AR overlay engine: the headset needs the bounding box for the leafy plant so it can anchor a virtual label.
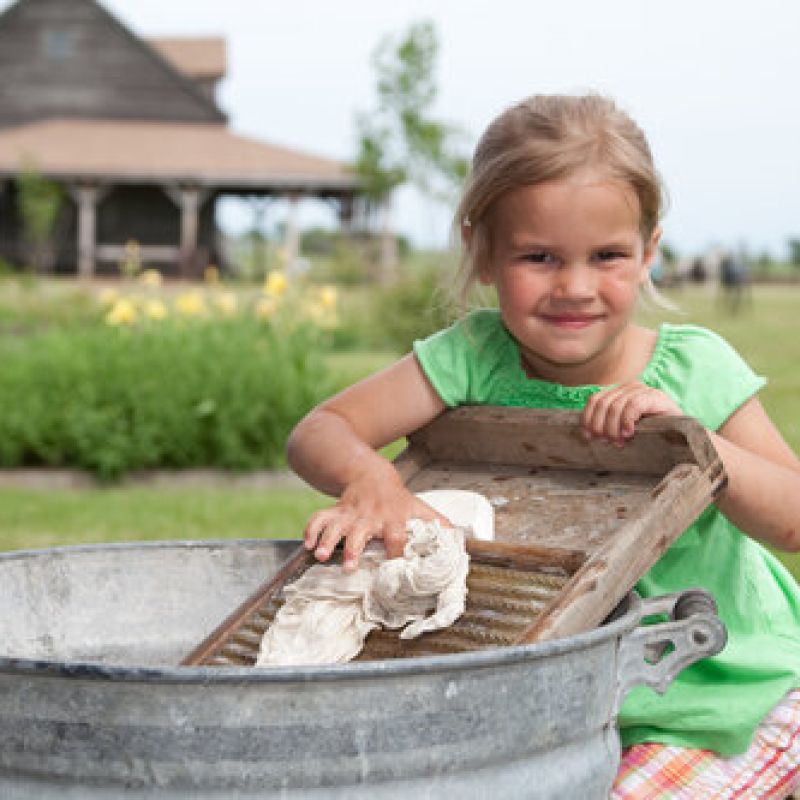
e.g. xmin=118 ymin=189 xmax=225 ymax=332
xmin=0 ymin=319 xmax=331 ymax=479
xmin=355 ymin=21 xmax=468 ymax=203
xmin=353 ymin=20 xmax=468 ymax=278
xmin=370 ymin=260 xmax=460 ymax=353
xmin=16 ymin=163 xmax=64 ymax=273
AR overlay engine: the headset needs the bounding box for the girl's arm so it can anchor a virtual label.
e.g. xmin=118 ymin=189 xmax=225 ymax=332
xmin=286 ymin=353 xmax=448 ymax=570
xmin=581 ymin=384 xmax=800 ymax=552
xmin=710 ymin=397 xmax=800 ymax=552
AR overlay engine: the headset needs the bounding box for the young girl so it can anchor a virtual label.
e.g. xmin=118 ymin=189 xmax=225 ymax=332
xmin=287 ymin=94 xmax=800 ymax=797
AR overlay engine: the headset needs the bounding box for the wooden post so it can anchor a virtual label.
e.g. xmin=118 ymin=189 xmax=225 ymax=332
xmin=179 ymin=186 xmax=201 ymax=278
xmin=249 ymin=196 xmax=270 ymax=276
xmin=379 ymin=193 xmax=398 ymax=284
xmin=337 ymin=194 xmax=354 ymax=236
xmin=284 ymin=192 xmax=300 ymax=271
xmin=164 ymin=185 xmax=208 ymax=278
xmin=75 ymin=183 xmax=98 ymax=280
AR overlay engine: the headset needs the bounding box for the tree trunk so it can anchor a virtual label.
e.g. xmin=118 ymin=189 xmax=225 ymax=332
xmin=379 ymin=194 xmax=397 ymax=284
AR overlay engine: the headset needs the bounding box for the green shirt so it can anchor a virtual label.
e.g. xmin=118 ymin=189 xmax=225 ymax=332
xmin=413 ymin=309 xmax=800 ymax=755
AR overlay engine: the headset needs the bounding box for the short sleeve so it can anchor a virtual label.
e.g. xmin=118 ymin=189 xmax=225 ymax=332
xmin=646 ymin=325 xmax=766 ymax=431
xmin=412 ymin=310 xmax=509 ymax=407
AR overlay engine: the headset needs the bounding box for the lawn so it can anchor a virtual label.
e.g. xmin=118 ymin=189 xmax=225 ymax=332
xmin=0 ymin=485 xmax=328 ymax=551
xmin=0 ymin=281 xmax=798 ymax=581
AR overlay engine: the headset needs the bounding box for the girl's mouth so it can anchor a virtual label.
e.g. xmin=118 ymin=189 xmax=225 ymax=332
xmin=540 ymin=314 xmax=601 ymax=330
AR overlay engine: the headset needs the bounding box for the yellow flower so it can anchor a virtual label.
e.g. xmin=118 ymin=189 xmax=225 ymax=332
xmin=263 ymin=271 xmax=288 ymax=298
xmin=124 ymin=239 xmax=141 ymax=258
xmin=318 ymin=285 xmax=338 ymax=310
xmin=306 ymin=302 xmax=338 ymax=330
xmin=214 ymin=291 xmax=237 ymax=316
xmin=175 ymin=291 xmax=207 ymax=317
xmin=106 ymin=298 xmax=137 ymax=326
xmin=98 ymin=287 xmax=119 ymax=306
xmin=138 ymin=268 xmax=162 ymax=288
xmin=204 ymin=265 xmax=220 ymax=284
xmin=144 ymin=299 xmax=168 ymax=321
xmin=120 ymin=239 xmax=142 ymax=278
xmin=255 ymin=296 xmax=278 ymax=319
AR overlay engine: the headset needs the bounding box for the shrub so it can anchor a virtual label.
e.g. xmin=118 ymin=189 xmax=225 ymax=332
xmin=0 ymin=318 xmax=330 ymax=479
xmin=369 ymin=260 xmax=460 ymax=353
xmin=0 ymin=277 xmax=98 ymax=334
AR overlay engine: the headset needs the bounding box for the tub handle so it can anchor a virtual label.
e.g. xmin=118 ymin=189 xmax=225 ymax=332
xmin=615 ymin=589 xmax=727 ymax=706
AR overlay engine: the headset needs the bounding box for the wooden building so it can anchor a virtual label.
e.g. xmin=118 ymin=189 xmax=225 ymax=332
xmin=0 ymin=0 xmax=361 ymax=277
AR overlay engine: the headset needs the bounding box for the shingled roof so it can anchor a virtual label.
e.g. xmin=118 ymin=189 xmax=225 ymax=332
xmin=0 ymin=118 xmax=359 ymax=193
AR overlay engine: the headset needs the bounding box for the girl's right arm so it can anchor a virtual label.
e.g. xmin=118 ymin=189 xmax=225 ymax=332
xmin=286 ymin=353 xmax=448 ymax=570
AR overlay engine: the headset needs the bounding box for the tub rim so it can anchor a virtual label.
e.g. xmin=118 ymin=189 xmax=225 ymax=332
xmin=0 ymin=538 xmax=639 ymax=684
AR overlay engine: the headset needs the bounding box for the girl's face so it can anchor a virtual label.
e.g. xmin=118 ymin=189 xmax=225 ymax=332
xmin=479 ymin=169 xmax=660 ymax=386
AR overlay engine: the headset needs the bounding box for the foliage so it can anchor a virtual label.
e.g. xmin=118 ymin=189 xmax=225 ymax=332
xmin=659 ymin=241 xmax=679 ymax=264
xmin=0 ymin=318 xmax=331 ymax=479
xmin=788 ymin=238 xmax=800 ymax=267
xmin=369 ymin=259 xmax=460 ymax=352
xmin=354 ymin=20 xmax=468 ymax=204
xmin=16 ymin=164 xmax=64 ymax=273
xmin=0 ymin=276 xmax=98 ymax=334
xmin=309 ymin=239 xmax=371 ymax=286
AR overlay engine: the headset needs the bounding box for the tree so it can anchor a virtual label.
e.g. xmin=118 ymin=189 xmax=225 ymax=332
xmin=788 ymin=238 xmax=800 ymax=268
xmin=354 ymin=20 xmax=467 ymax=279
xmin=659 ymin=241 xmax=679 ymax=265
xmin=16 ymin=163 xmax=63 ymax=273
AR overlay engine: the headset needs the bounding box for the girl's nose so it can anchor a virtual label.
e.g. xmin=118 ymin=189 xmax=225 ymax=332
xmin=552 ymin=264 xmax=596 ymax=299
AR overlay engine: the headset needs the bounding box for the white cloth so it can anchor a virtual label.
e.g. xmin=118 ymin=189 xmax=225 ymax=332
xmin=416 ymin=489 xmax=495 ymax=541
xmin=255 ymin=519 xmax=470 ymax=667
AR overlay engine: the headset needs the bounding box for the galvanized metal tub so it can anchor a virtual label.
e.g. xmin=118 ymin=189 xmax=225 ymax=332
xmin=0 ymin=539 xmax=726 ymax=799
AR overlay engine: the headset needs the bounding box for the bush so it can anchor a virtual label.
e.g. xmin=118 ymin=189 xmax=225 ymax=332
xmin=0 ymin=257 xmax=15 ymax=278
xmin=0 ymin=277 xmax=98 ymax=334
xmin=0 ymin=318 xmax=331 ymax=479
xmin=368 ymin=261 xmax=460 ymax=353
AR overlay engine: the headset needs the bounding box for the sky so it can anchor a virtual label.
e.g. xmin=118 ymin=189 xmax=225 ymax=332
xmin=5 ymin=0 xmax=800 ymax=258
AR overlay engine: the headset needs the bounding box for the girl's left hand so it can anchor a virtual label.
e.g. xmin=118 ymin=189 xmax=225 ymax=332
xmin=581 ymin=382 xmax=683 ymax=446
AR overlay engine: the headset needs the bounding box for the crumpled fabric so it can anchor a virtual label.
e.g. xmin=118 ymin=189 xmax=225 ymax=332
xmin=255 ymin=519 xmax=469 ymax=667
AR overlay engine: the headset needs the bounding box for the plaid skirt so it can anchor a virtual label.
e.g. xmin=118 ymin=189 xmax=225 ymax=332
xmin=612 ymin=689 xmax=800 ymax=799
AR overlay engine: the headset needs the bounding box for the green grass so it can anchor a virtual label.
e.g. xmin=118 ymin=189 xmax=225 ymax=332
xmin=0 ymin=275 xmax=98 ymax=334
xmin=0 ymin=486 xmax=326 ymax=552
xmin=325 ymin=349 xmax=400 ymax=392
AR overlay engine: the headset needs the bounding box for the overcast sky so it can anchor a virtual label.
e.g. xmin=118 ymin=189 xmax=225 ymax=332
xmin=5 ymin=0 xmax=800 ymax=257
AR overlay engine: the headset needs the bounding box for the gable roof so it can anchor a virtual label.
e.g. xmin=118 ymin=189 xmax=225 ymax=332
xmin=0 ymin=0 xmax=226 ymax=127
xmin=147 ymin=38 xmax=227 ymax=81
xmin=0 ymin=118 xmax=359 ymax=193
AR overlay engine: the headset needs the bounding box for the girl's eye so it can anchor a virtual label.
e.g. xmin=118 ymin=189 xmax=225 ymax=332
xmin=523 ymin=252 xmax=556 ymax=264
xmin=595 ymin=250 xmax=627 ymax=263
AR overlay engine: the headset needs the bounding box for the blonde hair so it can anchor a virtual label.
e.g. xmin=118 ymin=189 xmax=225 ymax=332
xmin=454 ymin=94 xmax=667 ymax=302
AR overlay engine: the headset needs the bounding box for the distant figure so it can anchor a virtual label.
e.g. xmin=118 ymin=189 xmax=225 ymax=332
xmin=689 ymin=256 xmax=707 ymax=284
xmin=719 ymin=252 xmax=751 ymax=313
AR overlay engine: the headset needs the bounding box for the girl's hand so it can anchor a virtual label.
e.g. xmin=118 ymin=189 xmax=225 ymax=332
xmin=581 ymin=382 xmax=682 ymax=446
xmin=303 ymin=472 xmax=451 ymax=572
